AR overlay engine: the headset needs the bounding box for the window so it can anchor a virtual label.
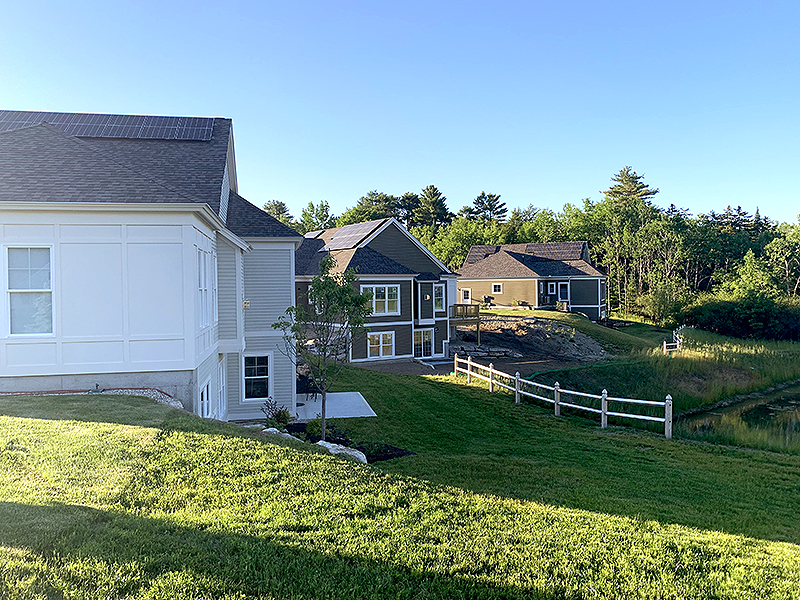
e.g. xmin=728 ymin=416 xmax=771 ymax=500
xmin=492 ymin=283 xmax=503 ymax=294
xmin=559 ymin=282 xmax=569 ymax=302
xmin=414 ymin=329 xmax=433 ymax=358
xmin=461 ymin=288 xmax=471 ymax=303
xmin=362 ymin=285 xmax=399 ymax=315
xmin=197 ymin=248 xmax=209 ymax=328
xmin=547 ymin=282 xmax=556 ymax=295
xmin=8 ymin=247 xmax=52 ymax=334
xmin=434 ymin=284 xmax=444 ymax=311
xmin=368 ymin=332 xmax=394 ymax=358
xmin=244 ymin=355 xmax=270 ymax=400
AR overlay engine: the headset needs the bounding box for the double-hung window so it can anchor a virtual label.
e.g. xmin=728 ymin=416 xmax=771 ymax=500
xmin=244 ymin=355 xmax=270 ymax=400
xmin=362 ymin=285 xmax=399 ymax=315
xmin=433 ymin=284 xmax=444 ymax=311
xmin=8 ymin=247 xmax=52 ymax=335
xmin=368 ymin=332 xmax=394 ymax=358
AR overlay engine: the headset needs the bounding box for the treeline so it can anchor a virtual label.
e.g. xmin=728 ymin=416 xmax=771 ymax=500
xmin=264 ymin=168 xmax=800 ymax=338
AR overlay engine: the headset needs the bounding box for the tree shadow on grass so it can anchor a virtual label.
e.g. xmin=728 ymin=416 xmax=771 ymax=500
xmin=0 ymin=501 xmax=572 ymax=600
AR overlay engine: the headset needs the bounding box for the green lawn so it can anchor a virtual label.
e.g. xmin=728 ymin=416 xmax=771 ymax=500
xmin=3 ymin=383 xmax=800 ymax=599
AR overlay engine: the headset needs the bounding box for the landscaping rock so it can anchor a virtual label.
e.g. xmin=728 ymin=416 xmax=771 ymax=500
xmin=316 ymin=440 xmax=368 ymax=463
xmin=263 ymin=427 xmax=300 ymax=441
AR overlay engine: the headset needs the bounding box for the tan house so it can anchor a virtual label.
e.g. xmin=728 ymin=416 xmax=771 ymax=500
xmin=457 ymin=242 xmax=607 ymax=321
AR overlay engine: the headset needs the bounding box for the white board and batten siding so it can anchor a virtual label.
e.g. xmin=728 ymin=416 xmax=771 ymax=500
xmin=0 ymin=209 xmax=214 ymax=379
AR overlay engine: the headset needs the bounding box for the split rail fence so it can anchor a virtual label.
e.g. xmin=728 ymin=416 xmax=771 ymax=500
xmin=453 ymin=354 xmax=673 ymax=439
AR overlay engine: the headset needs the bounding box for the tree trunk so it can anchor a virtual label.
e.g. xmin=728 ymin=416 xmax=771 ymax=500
xmin=321 ymin=389 xmax=327 ymax=441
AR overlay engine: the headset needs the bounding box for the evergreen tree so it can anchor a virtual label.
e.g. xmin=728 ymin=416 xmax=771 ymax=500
xmin=471 ymin=191 xmax=507 ymax=221
xmin=414 ymin=185 xmax=452 ymax=228
xmin=262 ymin=200 xmax=295 ymax=227
xmin=396 ymin=192 xmax=421 ymax=228
xmin=337 ymin=190 xmax=398 ymax=226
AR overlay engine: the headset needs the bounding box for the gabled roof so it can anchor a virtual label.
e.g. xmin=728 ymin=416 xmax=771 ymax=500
xmin=0 ymin=111 xmax=298 ymax=241
xmin=304 ymin=218 xmax=390 ymax=251
xmin=459 ymin=242 xmax=604 ymax=279
xmin=295 ymin=238 xmax=416 ymax=277
xmin=464 ymin=241 xmax=588 ymax=265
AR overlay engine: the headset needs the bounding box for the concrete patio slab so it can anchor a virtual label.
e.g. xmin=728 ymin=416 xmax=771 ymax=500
xmin=295 ymin=391 xmax=376 ymax=421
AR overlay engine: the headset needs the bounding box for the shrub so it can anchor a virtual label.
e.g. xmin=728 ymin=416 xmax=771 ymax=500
xmin=681 ymin=294 xmax=800 ymax=340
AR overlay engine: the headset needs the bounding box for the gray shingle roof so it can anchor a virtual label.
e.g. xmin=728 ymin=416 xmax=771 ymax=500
xmin=295 ymin=237 xmax=416 ymax=277
xmin=459 ymin=246 xmax=604 ymax=279
xmin=464 ymin=241 xmax=588 ymax=265
xmin=0 ymin=123 xmax=202 ymax=204
xmin=225 ymin=192 xmax=301 ymax=239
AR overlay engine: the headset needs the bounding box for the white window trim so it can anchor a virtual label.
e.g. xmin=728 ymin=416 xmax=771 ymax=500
xmin=433 ymin=283 xmax=445 ymax=312
xmin=558 ymin=282 xmax=569 ymax=302
xmin=547 ymin=282 xmax=556 ymax=295
xmin=461 ymin=287 xmax=471 ymax=303
xmin=367 ymin=330 xmax=395 ymax=359
xmin=361 ymin=284 xmax=401 ymax=316
xmin=413 ymin=328 xmax=434 ymax=359
xmin=199 ymin=378 xmax=212 ymax=419
xmin=6 ymin=245 xmax=55 ymax=337
xmin=492 ymin=282 xmax=503 ymax=294
xmin=242 ymin=352 xmax=273 ymax=403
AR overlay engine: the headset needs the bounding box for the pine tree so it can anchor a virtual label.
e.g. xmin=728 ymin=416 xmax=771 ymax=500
xmin=262 ymin=200 xmax=295 ymax=227
xmin=471 ymin=191 xmax=507 ymax=221
xmin=414 ymin=185 xmax=452 ymax=228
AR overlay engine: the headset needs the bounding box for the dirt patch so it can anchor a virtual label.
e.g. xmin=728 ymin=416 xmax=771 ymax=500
xmin=459 ymin=317 xmax=609 ymax=364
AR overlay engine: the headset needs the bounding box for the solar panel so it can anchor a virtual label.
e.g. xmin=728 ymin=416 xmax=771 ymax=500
xmin=0 ymin=110 xmax=215 ymax=141
xmin=323 ymin=221 xmax=382 ymax=251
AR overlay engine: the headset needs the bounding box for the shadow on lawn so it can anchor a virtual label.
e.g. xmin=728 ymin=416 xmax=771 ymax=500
xmin=0 ymin=501 xmax=572 ymax=600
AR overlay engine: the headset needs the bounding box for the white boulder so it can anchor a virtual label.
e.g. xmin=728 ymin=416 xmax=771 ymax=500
xmin=316 ymin=440 xmax=368 ymax=463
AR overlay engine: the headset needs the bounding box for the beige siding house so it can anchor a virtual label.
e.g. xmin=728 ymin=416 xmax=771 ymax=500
xmin=457 ymin=242 xmax=607 ymax=321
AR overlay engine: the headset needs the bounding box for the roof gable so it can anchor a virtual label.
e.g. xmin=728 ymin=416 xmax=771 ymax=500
xmin=224 ymin=192 xmax=302 ymax=239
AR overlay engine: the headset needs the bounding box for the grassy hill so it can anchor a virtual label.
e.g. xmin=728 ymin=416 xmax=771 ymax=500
xmin=3 ymin=383 xmax=800 ymax=599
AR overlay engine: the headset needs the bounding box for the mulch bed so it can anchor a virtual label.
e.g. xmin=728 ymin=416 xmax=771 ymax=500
xmin=285 ymin=422 xmax=414 ymax=463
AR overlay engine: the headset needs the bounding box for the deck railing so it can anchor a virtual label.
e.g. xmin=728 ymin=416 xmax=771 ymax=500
xmin=453 ymin=354 xmax=673 ymax=438
xmin=450 ymin=304 xmax=480 ymax=319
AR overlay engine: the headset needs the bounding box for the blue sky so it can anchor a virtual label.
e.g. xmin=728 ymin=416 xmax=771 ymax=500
xmin=2 ymin=0 xmax=798 ymax=224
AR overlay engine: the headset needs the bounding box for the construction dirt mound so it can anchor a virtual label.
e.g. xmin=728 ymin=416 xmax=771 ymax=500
xmin=457 ymin=316 xmax=608 ymax=363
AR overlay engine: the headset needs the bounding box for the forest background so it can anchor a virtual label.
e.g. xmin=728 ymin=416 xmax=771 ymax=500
xmin=263 ymin=168 xmax=800 ymax=340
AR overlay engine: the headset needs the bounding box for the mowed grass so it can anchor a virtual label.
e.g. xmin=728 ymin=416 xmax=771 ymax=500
xmin=3 ymin=390 xmax=800 ymax=599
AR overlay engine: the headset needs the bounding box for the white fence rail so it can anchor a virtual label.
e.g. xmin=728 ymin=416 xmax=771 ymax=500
xmin=453 ymin=354 xmax=673 ymax=439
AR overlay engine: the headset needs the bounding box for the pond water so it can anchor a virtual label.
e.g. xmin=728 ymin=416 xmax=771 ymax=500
xmin=677 ymin=386 xmax=800 ymax=454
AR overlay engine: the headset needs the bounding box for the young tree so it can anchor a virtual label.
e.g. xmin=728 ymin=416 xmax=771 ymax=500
xmin=262 ymin=200 xmax=295 ymax=228
xmin=298 ymin=200 xmax=337 ymax=234
xmin=273 ymin=256 xmax=372 ymax=440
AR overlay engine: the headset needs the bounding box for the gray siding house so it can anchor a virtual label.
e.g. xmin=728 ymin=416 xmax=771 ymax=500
xmin=457 ymin=242 xmax=607 ymax=321
xmin=0 ymin=110 xmax=302 ymax=420
xmin=295 ymin=218 xmax=458 ymax=361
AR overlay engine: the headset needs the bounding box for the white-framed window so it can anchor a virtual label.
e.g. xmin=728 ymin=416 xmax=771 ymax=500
xmin=362 ymin=285 xmax=400 ymax=315
xmin=244 ymin=355 xmax=271 ymax=401
xmin=7 ymin=247 xmax=53 ymax=335
xmin=559 ymin=282 xmax=569 ymax=301
xmin=492 ymin=283 xmax=503 ymax=294
xmin=368 ymin=331 xmax=394 ymax=358
xmin=199 ymin=380 xmax=211 ymax=419
xmin=197 ymin=248 xmax=209 ymax=328
xmin=414 ymin=329 xmax=433 ymax=358
xmin=434 ymin=284 xmax=445 ymax=311
xmin=461 ymin=288 xmax=471 ymax=303
xmin=547 ymin=282 xmax=556 ymax=295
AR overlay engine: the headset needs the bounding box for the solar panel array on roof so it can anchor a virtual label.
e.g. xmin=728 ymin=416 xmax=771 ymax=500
xmin=0 ymin=111 xmax=215 ymax=141
xmin=322 ymin=221 xmax=381 ymax=251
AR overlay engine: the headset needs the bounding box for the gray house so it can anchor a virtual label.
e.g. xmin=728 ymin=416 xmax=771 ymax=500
xmin=295 ymin=218 xmax=459 ymax=361
xmin=457 ymin=242 xmax=607 ymax=321
xmin=0 ymin=110 xmax=302 ymax=419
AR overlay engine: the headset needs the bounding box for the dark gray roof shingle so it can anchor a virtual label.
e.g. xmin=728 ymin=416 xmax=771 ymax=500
xmin=225 ymin=192 xmax=302 ymax=239
xmin=459 ymin=246 xmax=604 ymax=279
xmin=295 ymin=238 xmax=416 ymax=277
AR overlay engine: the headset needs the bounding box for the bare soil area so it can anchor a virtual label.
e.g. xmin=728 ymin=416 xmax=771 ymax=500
xmin=359 ymin=316 xmax=610 ymax=379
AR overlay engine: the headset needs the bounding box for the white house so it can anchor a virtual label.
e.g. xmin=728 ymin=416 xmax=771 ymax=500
xmin=0 ymin=111 xmax=302 ymax=420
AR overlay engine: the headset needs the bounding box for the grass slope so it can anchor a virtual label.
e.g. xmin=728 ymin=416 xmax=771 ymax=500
xmin=2 ymin=391 xmax=800 ymax=599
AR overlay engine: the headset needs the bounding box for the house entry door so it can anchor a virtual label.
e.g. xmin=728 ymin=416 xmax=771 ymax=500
xmin=414 ymin=329 xmax=433 ymax=358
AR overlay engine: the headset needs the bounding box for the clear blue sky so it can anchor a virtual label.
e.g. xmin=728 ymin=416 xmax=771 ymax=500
xmin=2 ymin=0 xmax=798 ymax=224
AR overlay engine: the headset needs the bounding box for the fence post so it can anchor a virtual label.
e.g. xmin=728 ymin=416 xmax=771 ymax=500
xmin=515 ymin=372 xmax=520 ymax=403
xmin=454 ymin=353 xmax=458 ymax=376
xmin=489 ymin=363 xmax=494 ymax=393
xmin=665 ymin=394 xmax=673 ymax=439
xmin=662 ymin=340 xmax=667 ymax=355
xmin=467 ymin=355 xmax=472 ymax=384
xmin=601 ymin=389 xmax=608 ymax=428
xmin=554 ymin=382 xmax=560 ymax=416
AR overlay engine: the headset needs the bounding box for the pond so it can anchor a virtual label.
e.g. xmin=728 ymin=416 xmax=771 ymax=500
xmin=676 ymin=385 xmax=800 ymax=454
